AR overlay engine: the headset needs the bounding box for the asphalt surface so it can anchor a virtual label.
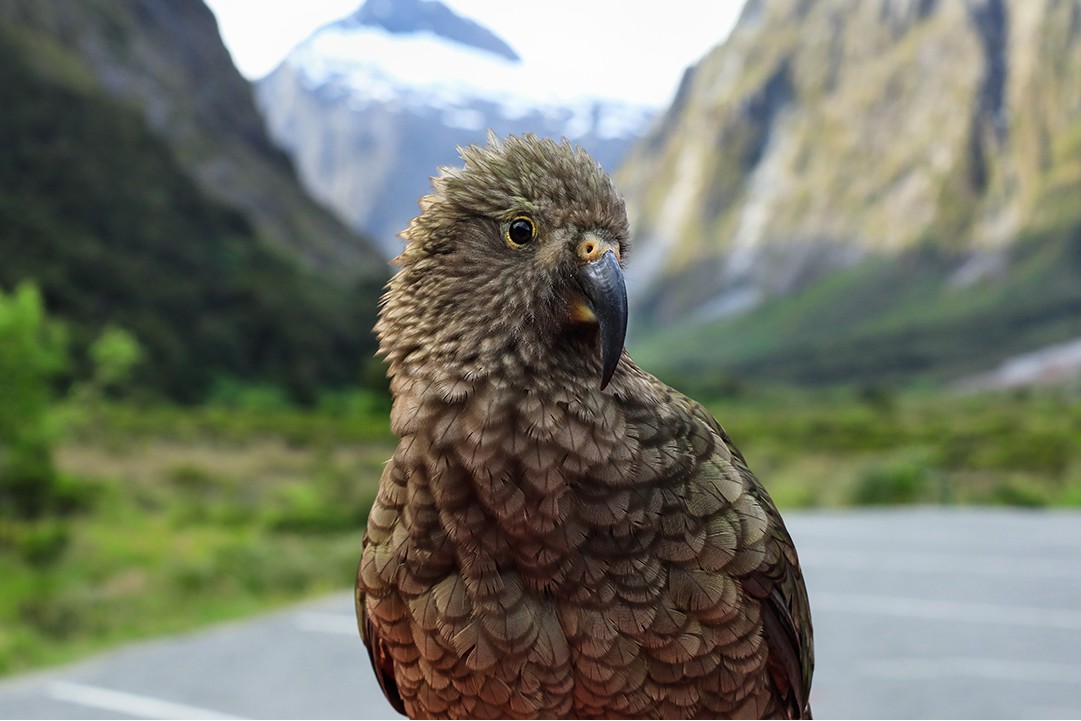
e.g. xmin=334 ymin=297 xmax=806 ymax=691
xmin=2 ymin=508 xmax=1080 ymax=719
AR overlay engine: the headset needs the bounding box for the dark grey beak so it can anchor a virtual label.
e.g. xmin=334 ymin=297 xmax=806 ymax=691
xmin=578 ymin=250 xmax=628 ymax=390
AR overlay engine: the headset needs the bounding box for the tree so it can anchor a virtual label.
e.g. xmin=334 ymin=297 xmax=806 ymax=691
xmin=0 ymin=282 xmax=67 ymax=520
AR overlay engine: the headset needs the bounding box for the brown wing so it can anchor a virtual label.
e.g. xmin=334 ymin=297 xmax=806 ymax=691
xmin=743 ymin=519 xmax=814 ymax=719
xmin=731 ymin=451 xmax=814 ymax=718
xmin=685 ymin=395 xmax=815 ymax=718
xmin=356 ymin=542 xmax=406 ymax=717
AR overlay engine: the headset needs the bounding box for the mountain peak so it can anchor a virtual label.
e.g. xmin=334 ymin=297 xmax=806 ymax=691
xmin=338 ymin=0 xmax=520 ymax=61
xmin=260 ymin=0 xmax=654 ymax=257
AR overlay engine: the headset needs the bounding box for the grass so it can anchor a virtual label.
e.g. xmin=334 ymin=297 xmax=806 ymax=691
xmin=2 ymin=384 xmax=1080 ymax=677
xmin=0 ymin=400 xmax=395 ymax=676
xmin=701 ymin=384 xmax=1081 ymax=509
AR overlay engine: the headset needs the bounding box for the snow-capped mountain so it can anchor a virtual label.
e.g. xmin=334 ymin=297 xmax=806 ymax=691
xmin=256 ymin=0 xmax=656 ymax=256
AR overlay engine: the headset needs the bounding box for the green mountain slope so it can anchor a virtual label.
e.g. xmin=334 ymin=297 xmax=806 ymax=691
xmin=632 ymin=224 xmax=1081 ymax=388
xmin=0 ymin=0 xmax=384 ymax=279
xmin=0 ymin=10 xmax=385 ymax=402
xmin=619 ymin=0 xmax=1081 ymax=387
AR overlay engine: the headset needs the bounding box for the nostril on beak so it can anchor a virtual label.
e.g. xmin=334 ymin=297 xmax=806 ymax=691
xmin=579 ymin=234 xmax=617 ymax=262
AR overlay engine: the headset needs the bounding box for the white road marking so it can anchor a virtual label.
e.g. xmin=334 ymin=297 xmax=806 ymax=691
xmin=801 ymin=547 xmax=1081 ymax=579
xmin=49 ymin=681 xmax=243 ymax=720
xmin=295 ymin=611 xmax=357 ymax=635
xmin=813 ymin=592 xmax=1081 ymax=630
xmin=857 ymin=656 xmax=1081 ymax=684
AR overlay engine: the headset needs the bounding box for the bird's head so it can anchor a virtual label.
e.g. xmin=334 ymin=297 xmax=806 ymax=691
xmin=378 ymin=134 xmax=630 ymax=390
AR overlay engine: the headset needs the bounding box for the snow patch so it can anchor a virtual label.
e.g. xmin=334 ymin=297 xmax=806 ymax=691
xmin=957 ymin=336 xmax=1081 ymax=391
xmin=287 ymin=24 xmax=654 ymax=141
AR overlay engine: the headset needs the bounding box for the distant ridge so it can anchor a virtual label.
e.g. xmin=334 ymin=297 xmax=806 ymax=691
xmin=342 ymin=0 xmax=520 ymax=61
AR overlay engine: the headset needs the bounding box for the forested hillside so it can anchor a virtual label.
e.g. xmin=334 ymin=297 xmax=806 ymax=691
xmin=0 ymin=5 xmax=387 ymax=402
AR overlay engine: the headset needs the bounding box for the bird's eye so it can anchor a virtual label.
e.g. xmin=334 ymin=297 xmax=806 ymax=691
xmin=506 ymin=216 xmax=537 ymax=247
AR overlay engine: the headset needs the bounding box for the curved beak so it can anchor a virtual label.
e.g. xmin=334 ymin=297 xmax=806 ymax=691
xmin=578 ymin=250 xmax=627 ymax=390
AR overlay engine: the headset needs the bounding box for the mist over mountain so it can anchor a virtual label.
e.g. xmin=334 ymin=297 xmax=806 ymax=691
xmin=256 ymin=0 xmax=655 ymax=255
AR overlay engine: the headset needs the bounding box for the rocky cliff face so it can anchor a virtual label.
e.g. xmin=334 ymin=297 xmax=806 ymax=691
xmin=0 ymin=0 xmax=384 ymax=280
xmin=619 ymin=0 xmax=1081 ymax=328
xmin=256 ymin=0 xmax=654 ymax=255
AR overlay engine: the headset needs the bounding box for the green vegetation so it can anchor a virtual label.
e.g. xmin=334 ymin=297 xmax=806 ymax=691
xmin=0 ymin=20 xmax=384 ymax=405
xmin=0 ymin=284 xmax=68 ymax=523
xmin=0 ymin=288 xmax=393 ymax=675
xmin=690 ymin=384 xmax=1081 ymax=509
xmin=0 ymin=398 xmax=395 ymax=676
xmin=633 ymin=222 xmax=1081 ymax=387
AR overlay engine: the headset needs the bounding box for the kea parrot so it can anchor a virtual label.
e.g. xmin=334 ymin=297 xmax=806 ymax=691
xmin=357 ymin=134 xmax=813 ymax=719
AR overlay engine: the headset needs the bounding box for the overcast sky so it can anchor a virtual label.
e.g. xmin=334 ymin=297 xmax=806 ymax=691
xmin=204 ymin=0 xmax=746 ymax=107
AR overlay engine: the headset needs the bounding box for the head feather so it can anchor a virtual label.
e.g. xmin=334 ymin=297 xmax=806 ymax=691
xmin=380 ymin=134 xmax=629 ymax=385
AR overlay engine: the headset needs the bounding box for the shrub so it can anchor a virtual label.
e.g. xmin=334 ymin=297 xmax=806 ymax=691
xmin=852 ymin=457 xmax=932 ymax=505
xmin=0 ymin=283 xmax=67 ymax=521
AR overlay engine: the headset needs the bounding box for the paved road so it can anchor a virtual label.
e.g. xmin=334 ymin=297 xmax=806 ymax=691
xmin=2 ymin=509 xmax=1080 ymax=719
